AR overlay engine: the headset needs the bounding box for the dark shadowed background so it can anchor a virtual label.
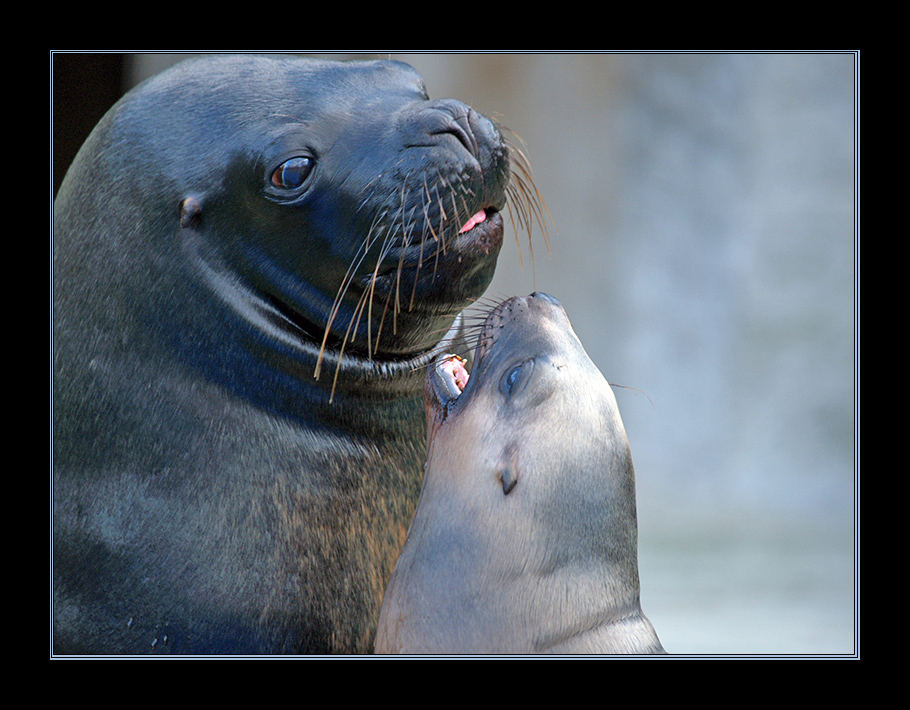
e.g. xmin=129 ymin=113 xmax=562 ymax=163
xmin=52 ymin=51 xmax=859 ymax=656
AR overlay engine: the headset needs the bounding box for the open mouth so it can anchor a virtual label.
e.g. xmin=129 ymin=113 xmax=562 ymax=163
xmin=426 ymin=295 xmax=511 ymax=414
xmin=429 ymin=353 xmax=472 ymax=417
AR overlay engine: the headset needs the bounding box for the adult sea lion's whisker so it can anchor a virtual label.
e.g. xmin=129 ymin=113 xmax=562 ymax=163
xmin=508 ymin=154 xmax=553 ymax=254
xmin=368 ymin=233 xmax=398 ymax=355
xmin=316 ymin=215 xmax=387 ymax=378
xmin=327 ymin=287 xmax=376 ymax=403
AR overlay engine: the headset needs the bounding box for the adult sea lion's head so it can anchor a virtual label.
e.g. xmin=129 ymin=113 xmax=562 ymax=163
xmin=55 ymin=54 xmax=544 ymax=410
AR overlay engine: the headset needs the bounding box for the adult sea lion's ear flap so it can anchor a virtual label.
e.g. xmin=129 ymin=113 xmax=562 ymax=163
xmin=179 ymin=195 xmax=204 ymax=229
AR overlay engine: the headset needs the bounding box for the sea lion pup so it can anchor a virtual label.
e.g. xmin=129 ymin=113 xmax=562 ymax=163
xmin=375 ymin=292 xmax=664 ymax=654
xmin=52 ymin=54 xmax=543 ymax=654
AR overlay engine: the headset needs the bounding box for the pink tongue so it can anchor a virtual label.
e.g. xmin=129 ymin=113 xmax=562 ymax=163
xmin=458 ymin=209 xmax=487 ymax=234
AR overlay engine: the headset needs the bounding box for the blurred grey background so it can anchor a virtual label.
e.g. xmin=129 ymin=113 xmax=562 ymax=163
xmin=53 ymin=51 xmax=858 ymax=656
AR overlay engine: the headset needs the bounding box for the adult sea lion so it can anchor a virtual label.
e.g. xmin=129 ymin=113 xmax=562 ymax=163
xmin=52 ymin=54 xmax=540 ymax=654
xmin=374 ymin=292 xmax=664 ymax=654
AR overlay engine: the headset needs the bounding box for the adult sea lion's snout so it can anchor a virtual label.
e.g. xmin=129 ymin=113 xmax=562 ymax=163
xmin=294 ymin=79 xmax=515 ymax=362
xmin=373 ymin=96 xmax=511 ymax=283
xmin=406 ymin=98 xmax=508 ymax=186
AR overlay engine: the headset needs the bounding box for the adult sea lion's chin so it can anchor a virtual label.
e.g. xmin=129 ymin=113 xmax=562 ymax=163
xmin=344 ymin=208 xmax=506 ymax=358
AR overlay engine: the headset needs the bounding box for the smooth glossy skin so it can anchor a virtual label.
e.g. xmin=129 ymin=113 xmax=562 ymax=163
xmin=52 ymin=55 xmax=509 ymax=654
xmin=375 ymin=293 xmax=664 ymax=654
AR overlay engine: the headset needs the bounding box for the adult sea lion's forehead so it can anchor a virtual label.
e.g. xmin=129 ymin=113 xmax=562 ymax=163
xmin=116 ymin=56 xmax=430 ymax=148
xmin=144 ymin=54 xmax=428 ymax=97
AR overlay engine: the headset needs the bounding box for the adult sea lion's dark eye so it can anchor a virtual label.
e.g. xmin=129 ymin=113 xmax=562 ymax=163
xmin=270 ymin=156 xmax=314 ymax=189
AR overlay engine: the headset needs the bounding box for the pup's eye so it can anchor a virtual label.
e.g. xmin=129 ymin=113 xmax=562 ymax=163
xmin=500 ymin=359 xmax=534 ymax=398
xmin=270 ymin=156 xmax=314 ymax=190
